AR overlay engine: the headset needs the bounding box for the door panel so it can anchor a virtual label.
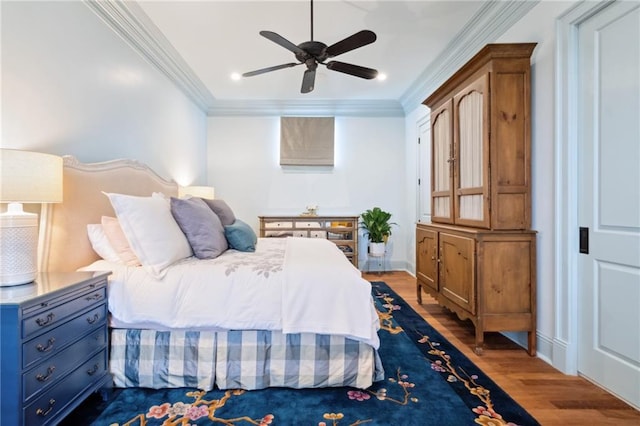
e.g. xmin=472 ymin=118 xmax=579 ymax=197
xmin=416 ymin=227 xmax=437 ymax=292
xmin=578 ymin=0 xmax=640 ymax=408
xmin=439 ymin=232 xmax=475 ymax=314
xmin=431 ymin=101 xmax=454 ymax=223
xmin=454 ymin=75 xmax=490 ymax=228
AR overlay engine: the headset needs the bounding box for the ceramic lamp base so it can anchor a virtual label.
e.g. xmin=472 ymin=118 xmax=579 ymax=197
xmin=0 ymin=211 xmax=38 ymax=286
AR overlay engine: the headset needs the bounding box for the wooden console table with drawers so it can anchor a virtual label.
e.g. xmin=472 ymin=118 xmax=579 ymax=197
xmin=259 ymin=215 xmax=359 ymax=268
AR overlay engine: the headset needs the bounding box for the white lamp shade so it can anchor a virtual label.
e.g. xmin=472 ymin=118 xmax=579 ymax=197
xmin=0 ymin=149 xmax=63 ymax=203
xmin=179 ymin=185 xmax=215 ymax=200
xmin=0 ymin=149 xmax=63 ymax=286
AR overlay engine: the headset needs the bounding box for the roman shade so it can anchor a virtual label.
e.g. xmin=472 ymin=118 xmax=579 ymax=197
xmin=280 ymin=117 xmax=334 ymax=166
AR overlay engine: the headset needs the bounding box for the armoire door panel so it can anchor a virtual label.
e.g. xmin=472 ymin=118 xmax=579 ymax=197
xmin=454 ymin=74 xmax=490 ymax=228
xmin=439 ymin=232 xmax=475 ymax=314
xmin=431 ymin=100 xmax=454 ymax=223
xmin=416 ymin=227 xmax=438 ymax=293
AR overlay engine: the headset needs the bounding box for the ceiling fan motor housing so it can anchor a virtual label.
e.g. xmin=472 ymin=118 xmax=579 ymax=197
xmin=296 ymin=41 xmax=329 ymax=63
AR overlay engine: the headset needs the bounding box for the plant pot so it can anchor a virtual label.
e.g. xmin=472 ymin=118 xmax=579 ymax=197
xmin=369 ymin=242 xmax=386 ymax=257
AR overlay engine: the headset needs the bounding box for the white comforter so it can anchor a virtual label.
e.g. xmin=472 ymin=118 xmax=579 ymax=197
xmin=82 ymin=237 xmax=380 ymax=349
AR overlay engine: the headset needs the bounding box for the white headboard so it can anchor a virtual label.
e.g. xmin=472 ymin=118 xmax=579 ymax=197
xmin=39 ymin=156 xmax=178 ymax=272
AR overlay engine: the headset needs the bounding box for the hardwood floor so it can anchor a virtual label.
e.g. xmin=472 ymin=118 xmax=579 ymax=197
xmin=363 ymin=271 xmax=640 ymax=425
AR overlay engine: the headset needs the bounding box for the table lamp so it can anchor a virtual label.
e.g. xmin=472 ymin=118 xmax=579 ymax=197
xmin=178 ymin=186 xmax=215 ymax=200
xmin=0 ymin=149 xmax=63 ymax=286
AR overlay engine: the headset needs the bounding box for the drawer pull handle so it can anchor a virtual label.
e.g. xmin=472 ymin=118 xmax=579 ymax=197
xmin=36 ymin=338 xmax=55 ymax=352
xmin=86 ymin=314 xmax=100 ymax=324
xmin=36 ymin=366 xmax=56 ymax=382
xmin=36 ymin=399 xmax=56 ymax=417
xmin=85 ymin=293 xmax=102 ymax=301
xmin=35 ymin=313 xmax=55 ymax=327
xmin=87 ymin=364 xmax=100 ymax=376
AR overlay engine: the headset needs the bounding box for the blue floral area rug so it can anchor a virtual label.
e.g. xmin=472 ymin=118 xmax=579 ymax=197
xmin=64 ymin=281 xmax=539 ymax=426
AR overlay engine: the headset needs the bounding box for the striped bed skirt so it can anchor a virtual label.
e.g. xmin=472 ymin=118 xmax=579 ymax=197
xmin=110 ymin=329 xmax=384 ymax=391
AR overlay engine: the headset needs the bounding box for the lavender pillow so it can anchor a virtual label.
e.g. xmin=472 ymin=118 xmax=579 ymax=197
xmin=170 ymin=197 xmax=228 ymax=259
xmin=202 ymin=199 xmax=236 ymax=226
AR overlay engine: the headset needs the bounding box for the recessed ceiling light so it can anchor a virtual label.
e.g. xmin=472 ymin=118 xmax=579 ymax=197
xmin=230 ymin=72 xmax=242 ymax=81
xmin=377 ymin=73 xmax=387 ymax=81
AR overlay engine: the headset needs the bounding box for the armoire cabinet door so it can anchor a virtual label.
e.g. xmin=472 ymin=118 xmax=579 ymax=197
xmin=453 ymin=74 xmax=490 ymax=228
xmin=439 ymin=232 xmax=476 ymax=314
xmin=416 ymin=227 xmax=438 ymax=292
xmin=430 ymin=100 xmax=454 ymax=223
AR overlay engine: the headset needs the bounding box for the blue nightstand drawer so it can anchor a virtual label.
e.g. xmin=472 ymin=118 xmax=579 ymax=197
xmin=23 ymin=304 xmax=106 ymax=369
xmin=22 ymin=287 xmax=106 ymax=339
xmin=23 ymin=350 xmax=108 ymax=426
xmin=23 ymin=327 xmax=107 ymax=402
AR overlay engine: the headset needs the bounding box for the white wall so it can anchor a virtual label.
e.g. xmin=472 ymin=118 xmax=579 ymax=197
xmin=403 ymin=1 xmax=579 ymax=365
xmin=1 ymin=1 xmax=207 ymax=183
xmin=207 ymin=115 xmax=408 ymax=270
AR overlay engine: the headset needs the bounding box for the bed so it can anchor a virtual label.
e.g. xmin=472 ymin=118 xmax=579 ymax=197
xmin=38 ymin=156 xmax=383 ymax=391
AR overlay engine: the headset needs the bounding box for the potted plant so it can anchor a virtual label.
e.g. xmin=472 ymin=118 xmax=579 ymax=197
xmin=360 ymin=207 xmax=396 ymax=257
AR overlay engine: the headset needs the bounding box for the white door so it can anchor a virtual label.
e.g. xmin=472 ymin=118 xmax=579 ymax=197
xmin=577 ymin=1 xmax=640 ymax=409
xmin=417 ymin=115 xmax=431 ymax=223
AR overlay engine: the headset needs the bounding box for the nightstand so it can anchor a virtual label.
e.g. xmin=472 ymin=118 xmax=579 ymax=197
xmin=0 ymin=271 xmax=111 ymax=426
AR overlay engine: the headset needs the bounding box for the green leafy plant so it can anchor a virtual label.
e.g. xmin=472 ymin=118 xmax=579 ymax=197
xmin=360 ymin=207 xmax=397 ymax=243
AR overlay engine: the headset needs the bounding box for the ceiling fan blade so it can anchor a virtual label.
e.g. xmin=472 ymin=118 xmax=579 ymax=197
xmin=301 ymin=69 xmax=316 ymax=93
xmin=259 ymin=30 xmax=306 ymax=56
xmin=326 ymin=30 xmax=377 ymax=57
xmin=242 ymin=63 xmax=299 ymax=77
xmin=325 ymin=61 xmax=378 ymax=79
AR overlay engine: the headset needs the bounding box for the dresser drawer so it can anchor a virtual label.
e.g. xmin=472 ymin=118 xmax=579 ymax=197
xmin=264 ymin=221 xmax=292 ymax=228
xmin=23 ymin=304 xmax=106 ymax=369
xmin=23 ymin=350 xmax=108 ymax=426
xmin=295 ymin=221 xmax=321 ymax=228
xmin=23 ymin=327 xmax=107 ymax=402
xmin=22 ymin=287 xmax=106 ymax=339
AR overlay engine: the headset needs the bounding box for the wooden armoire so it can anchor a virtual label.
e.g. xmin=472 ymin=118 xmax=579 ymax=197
xmin=416 ymin=43 xmax=537 ymax=355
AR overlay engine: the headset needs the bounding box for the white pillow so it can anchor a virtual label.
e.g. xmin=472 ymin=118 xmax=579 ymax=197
xmin=104 ymin=192 xmax=193 ymax=278
xmin=86 ymin=224 xmax=122 ymax=264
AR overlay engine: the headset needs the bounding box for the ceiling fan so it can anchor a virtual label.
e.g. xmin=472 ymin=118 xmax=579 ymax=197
xmin=242 ymin=0 xmax=378 ymax=94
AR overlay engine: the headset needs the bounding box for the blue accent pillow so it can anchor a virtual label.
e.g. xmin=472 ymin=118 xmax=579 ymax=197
xmin=224 ymin=219 xmax=257 ymax=252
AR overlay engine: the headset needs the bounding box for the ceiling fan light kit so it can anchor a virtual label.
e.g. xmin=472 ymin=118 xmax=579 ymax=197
xmin=242 ymin=0 xmax=378 ymax=94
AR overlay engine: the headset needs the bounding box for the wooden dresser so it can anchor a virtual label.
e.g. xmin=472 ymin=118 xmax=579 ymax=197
xmin=259 ymin=215 xmax=359 ymax=268
xmin=0 ymin=271 xmax=111 ymax=425
xmin=417 ymin=43 xmax=537 ymax=355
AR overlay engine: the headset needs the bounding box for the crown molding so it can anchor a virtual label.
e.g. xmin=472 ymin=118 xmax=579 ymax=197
xmin=399 ymin=0 xmax=540 ymax=112
xmin=85 ymin=0 xmax=538 ymax=117
xmin=207 ymin=99 xmax=405 ymax=117
xmin=84 ymin=0 xmax=215 ymax=111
